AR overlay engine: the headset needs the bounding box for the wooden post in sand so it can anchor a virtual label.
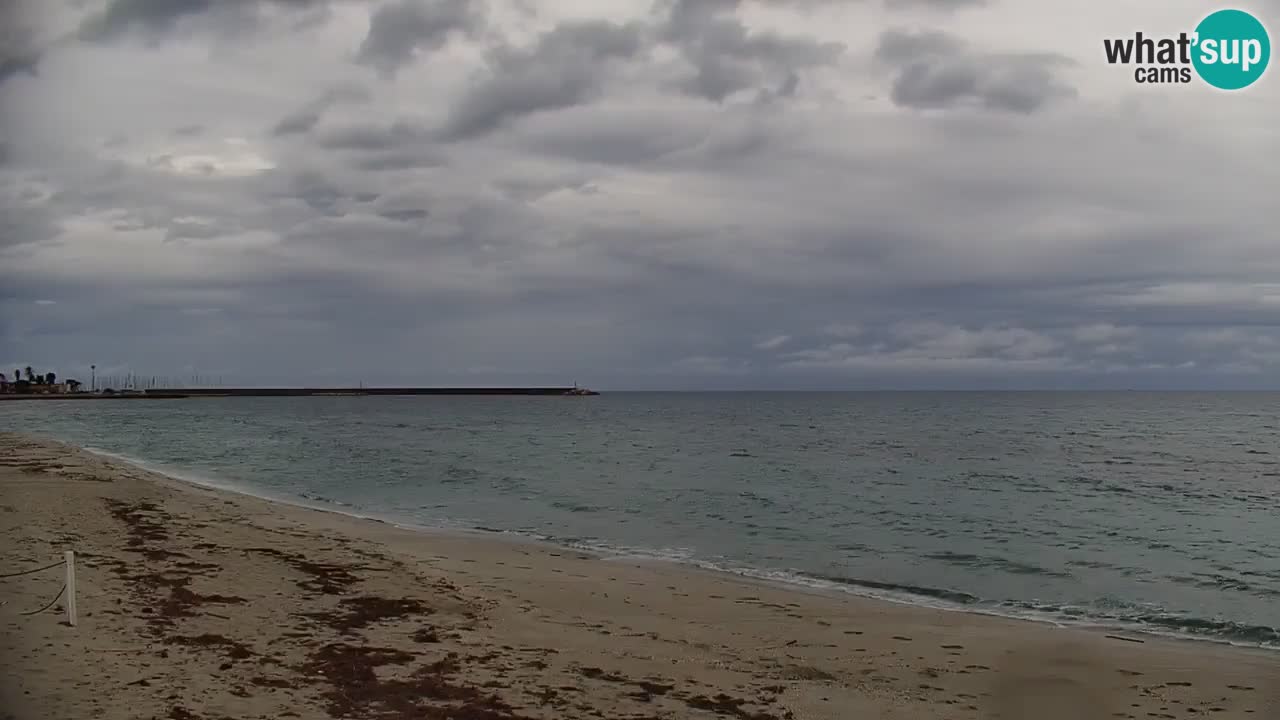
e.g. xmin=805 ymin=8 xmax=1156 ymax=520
xmin=64 ymin=551 xmax=77 ymax=627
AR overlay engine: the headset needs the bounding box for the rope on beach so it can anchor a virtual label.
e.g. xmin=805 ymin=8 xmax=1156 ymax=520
xmin=20 ymin=583 xmax=66 ymax=616
xmin=1 ymin=553 xmax=79 ymax=626
xmin=0 ymin=560 xmax=65 ymax=579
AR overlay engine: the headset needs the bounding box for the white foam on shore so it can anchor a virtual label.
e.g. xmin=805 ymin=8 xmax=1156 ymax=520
xmin=77 ymin=443 xmax=1278 ymax=652
xmin=81 ymin=446 xmax=402 ymax=526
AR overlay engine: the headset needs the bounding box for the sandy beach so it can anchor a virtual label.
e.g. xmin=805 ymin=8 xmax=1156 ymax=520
xmin=1 ymin=432 xmax=1276 ymax=720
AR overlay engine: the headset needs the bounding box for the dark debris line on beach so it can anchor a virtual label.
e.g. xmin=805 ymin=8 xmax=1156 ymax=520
xmin=104 ymin=499 xmax=247 ymax=630
xmin=93 ymin=497 xmax=542 ymax=719
xmin=97 ymin=495 xmax=799 ymax=720
xmin=0 ymin=439 xmax=798 ymax=720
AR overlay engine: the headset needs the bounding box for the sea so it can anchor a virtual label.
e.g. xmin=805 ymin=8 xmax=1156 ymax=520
xmin=3 ymin=392 xmax=1277 ymax=648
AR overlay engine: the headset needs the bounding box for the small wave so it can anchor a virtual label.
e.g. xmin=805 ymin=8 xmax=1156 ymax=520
xmin=1130 ymin=614 xmax=1280 ymax=645
xmin=796 ymin=572 xmax=980 ymax=605
xmin=299 ymin=492 xmax=353 ymax=508
xmin=1066 ymin=558 xmax=1121 ymax=570
xmin=991 ymin=599 xmax=1280 ymax=648
xmin=965 ymin=472 xmax=1021 ymax=481
xmin=67 ymin=444 xmax=1280 ymax=652
xmin=80 ymin=447 xmax=392 ymax=526
xmin=1164 ymin=573 xmax=1280 ymax=598
xmin=550 ymin=501 xmax=608 ymax=514
xmin=441 ymin=465 xmax=481 ymax=484
xmin=738 ymin=491 xmax=775 ymax=507
xmin=924 ymin=550 xmax=1073 ymax=579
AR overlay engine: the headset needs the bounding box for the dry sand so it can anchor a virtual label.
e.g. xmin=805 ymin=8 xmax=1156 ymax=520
xmin=1 ymin=432 xmax=1276 ymax=720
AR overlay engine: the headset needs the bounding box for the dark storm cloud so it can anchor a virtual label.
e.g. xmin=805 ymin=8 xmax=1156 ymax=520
xmin=355 ymin=0 xmax=481 ymax=78
xmin=440 ymin=20 xmax=644 ymax=140
xmin=657 ymin=0 xmax=843 ymax=102
xmin=875 ymin=29 xmax=1075 ymax=113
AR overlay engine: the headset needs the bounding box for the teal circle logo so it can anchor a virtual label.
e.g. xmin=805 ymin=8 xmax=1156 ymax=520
xmin=1192 ymin=9 xmax=1271 ymax=90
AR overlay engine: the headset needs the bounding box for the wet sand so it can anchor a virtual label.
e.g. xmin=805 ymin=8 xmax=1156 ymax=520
xmin=1 ymin=432 xmax=1277 ymax=719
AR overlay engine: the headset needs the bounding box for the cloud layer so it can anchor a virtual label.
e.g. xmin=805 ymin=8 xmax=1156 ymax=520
xmin=2 ymin=0 xmax=1278 ymax=389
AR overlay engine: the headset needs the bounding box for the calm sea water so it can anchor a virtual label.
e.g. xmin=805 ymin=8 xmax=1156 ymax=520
xmin=3 ymin=392 xmax=1278 ymax=647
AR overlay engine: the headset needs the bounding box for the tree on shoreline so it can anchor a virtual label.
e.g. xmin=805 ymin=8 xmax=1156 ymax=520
xmin=3 ymin=368 xmax=63 ymax=391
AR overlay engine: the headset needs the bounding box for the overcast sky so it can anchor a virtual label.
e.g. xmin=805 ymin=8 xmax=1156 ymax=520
xmin=2 ymin=0 xmax=1278 ymax=390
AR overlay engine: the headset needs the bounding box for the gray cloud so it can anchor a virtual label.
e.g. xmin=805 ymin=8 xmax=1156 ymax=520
xmin=280 ymin=169 xmax=348 ymax=214
xmin=875 ymin=28 xmax=963 ymax=64
xmin=377 ymin=208 xmax=428 ymax=221
xmin=316 ymin=119 xmax=432 ymax=150
xmin=272 ymin=85 xmax=371 ymax=136
xmin=658 ymin=0 xmax=843 ymax=102
xmin=3 ymin=0 xmax=1279 ymax=389
xmin=440 ymin=20 xmax=644 ymax=139
xmin=349 ymin=147 xmax=447 ymax=172
xmin=355 ymin=0 xmax=480 ymax=78
xmin=79 ymin=0 xmax=213 ymax=41
xmin=884 ymin=0 xmax=987 ymax=11
xmin=875 ymin=29 xmax=1075 ymax=113
xmin=274 ymin=108 xmax=322 ymax=135
xmin=0 ymin=49 xmax=39 ymax=86
xmin=509 ymin=99 xmax=782 ymax=172
xmin=78 ymin=0 xmax=333 ymax=43
xmin=0 ymin=0 xmax=44 ymax=86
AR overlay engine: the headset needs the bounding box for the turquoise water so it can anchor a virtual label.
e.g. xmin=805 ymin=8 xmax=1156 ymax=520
xmin=3 ymin=392 xmax=1278 ymax=647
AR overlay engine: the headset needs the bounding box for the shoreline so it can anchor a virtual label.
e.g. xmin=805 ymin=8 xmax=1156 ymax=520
xmin=75 ymin=440 xmax=1280 ymax=654
xmin=0 ymin=393 xmax=191 ymax=401
xmin=3 ymin=432 xmax=1277 ymax=719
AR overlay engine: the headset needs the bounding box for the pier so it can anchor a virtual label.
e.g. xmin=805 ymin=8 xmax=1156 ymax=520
xmin=142 ymin=387 xmax=599 ymax=397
